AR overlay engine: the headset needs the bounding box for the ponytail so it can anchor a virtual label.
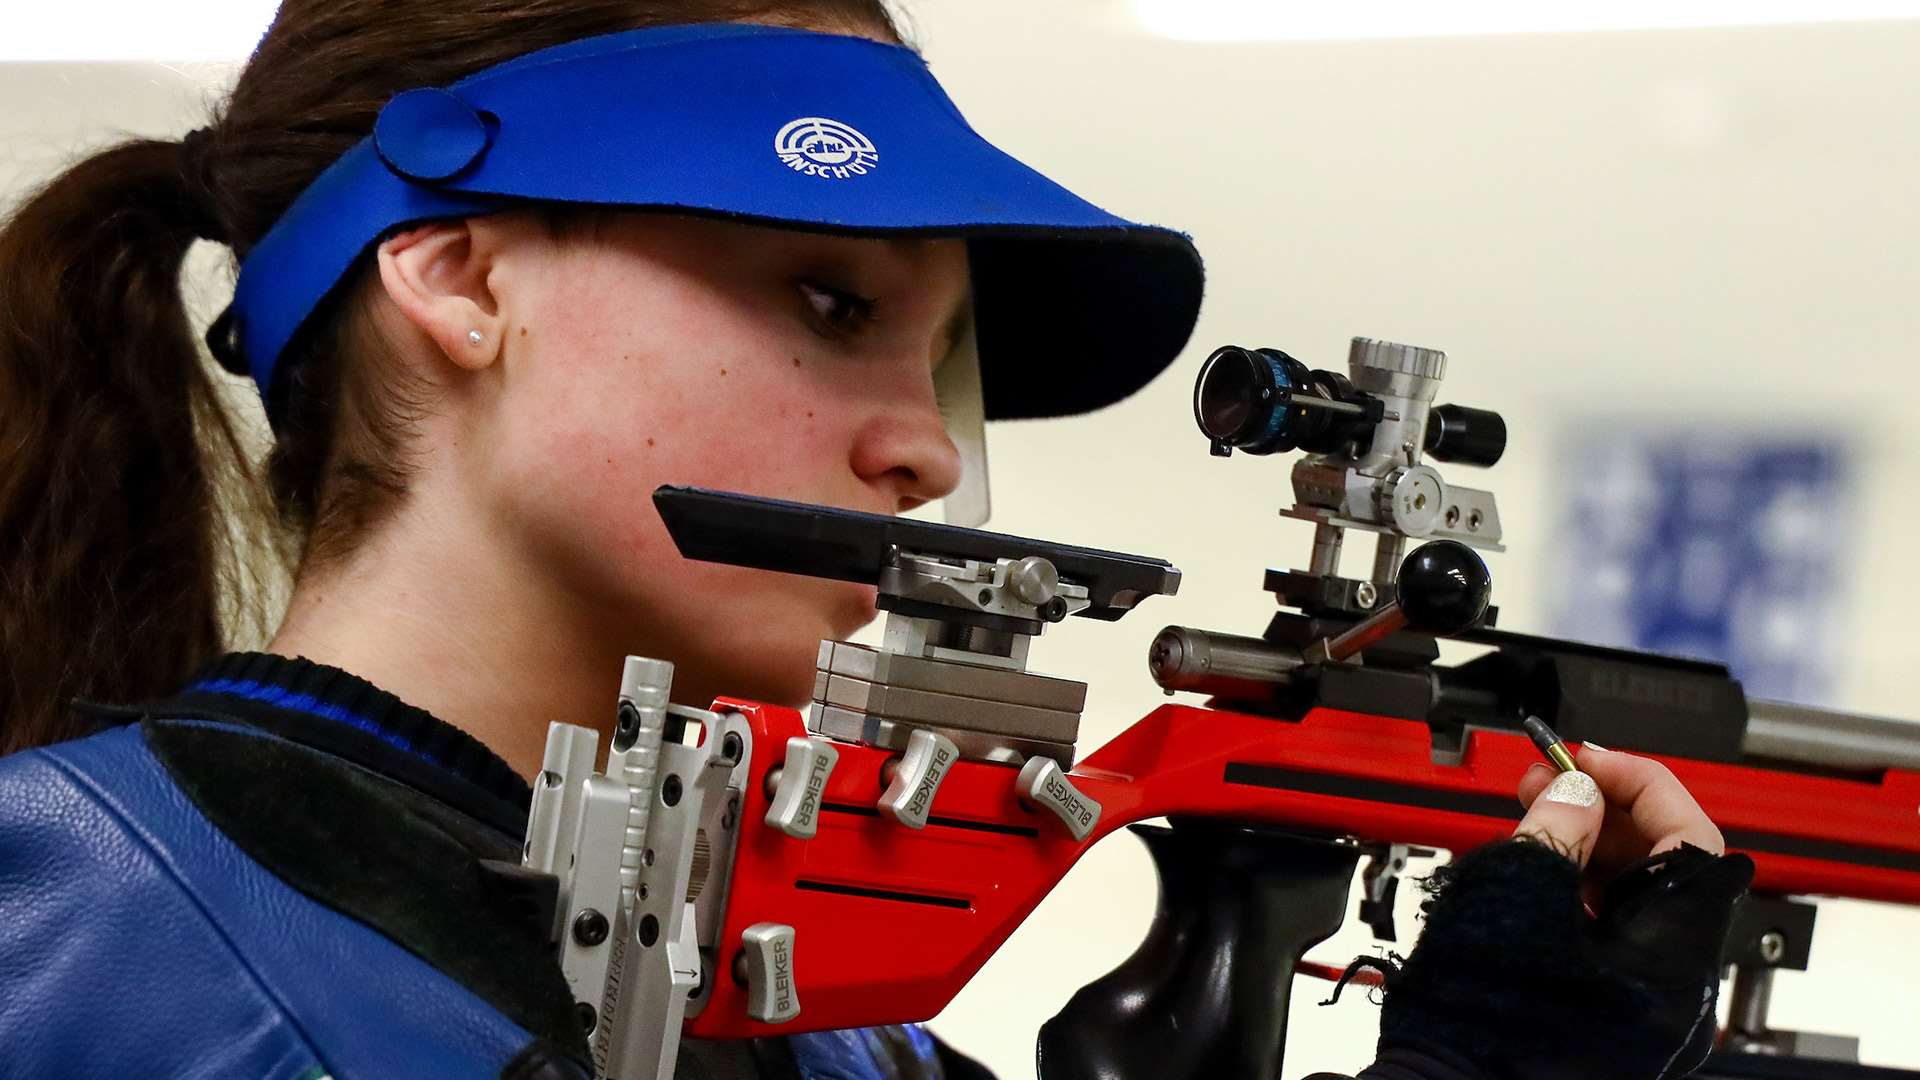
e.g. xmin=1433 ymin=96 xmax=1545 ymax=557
xmin=0 ymin=138 xmax=258 ymax=754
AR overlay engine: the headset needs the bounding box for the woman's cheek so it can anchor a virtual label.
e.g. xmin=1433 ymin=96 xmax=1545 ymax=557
xmin=671 ymin=375 xmax=847 ymax=500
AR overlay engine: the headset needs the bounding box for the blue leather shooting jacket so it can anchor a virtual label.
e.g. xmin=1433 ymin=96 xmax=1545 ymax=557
xmin=0 ymin=653 xmax=983 ymax=1080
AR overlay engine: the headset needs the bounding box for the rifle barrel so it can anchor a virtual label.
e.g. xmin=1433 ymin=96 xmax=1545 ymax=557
xmin=1743 ymin=699 xmax=1920 ymax=772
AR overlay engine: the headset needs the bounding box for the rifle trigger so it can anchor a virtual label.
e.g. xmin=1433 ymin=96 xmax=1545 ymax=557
xmin=1360 ymin=843 xmax=1413 ymax=942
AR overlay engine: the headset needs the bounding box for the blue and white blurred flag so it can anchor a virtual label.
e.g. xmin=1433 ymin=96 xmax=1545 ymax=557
xmin=1549 ymin=432 xmax=1849 ymax=704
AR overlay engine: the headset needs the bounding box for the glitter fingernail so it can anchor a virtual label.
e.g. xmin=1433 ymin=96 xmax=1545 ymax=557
xmin=1542 ymin=771 xmax=1600 ymax=808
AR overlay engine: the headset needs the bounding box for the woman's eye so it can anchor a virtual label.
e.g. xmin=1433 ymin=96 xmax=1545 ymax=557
xmin=797 ymin=280 xmax=881 ymax=338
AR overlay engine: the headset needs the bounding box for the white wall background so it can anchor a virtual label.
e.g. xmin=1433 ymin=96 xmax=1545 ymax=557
xmin=5 ymin=3 xmax=1918 ymax=1077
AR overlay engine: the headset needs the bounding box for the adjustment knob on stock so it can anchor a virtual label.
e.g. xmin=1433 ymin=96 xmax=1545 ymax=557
xmin=1008 ymin=555 xmax=1062 ymax=607
xmin=1305 ymin=541 xmax=1491 ymax=664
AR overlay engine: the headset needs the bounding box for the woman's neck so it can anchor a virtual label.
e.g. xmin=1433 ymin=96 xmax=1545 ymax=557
xmin=267 ymin=500 xmax=627 ymax=781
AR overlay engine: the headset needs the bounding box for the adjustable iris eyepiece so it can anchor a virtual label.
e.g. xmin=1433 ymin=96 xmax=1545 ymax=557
xmin=1193 ymin=345 xmax=1382 ymax=457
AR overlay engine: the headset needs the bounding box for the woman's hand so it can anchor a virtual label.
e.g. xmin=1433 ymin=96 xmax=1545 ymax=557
xmin=1512 ymin=745 xmax=1725 ymax=907
xmin=1354 ymin=743 xmax=1755 ymax=1080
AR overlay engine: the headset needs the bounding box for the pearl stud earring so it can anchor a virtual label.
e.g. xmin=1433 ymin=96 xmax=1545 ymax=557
xmin=467 ymin=330 xmax=484 ymax=346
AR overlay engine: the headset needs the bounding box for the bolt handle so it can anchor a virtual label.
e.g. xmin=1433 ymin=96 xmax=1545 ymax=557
xmin=1395 ymin=540 xmax=1491 ymax=634
xmin=1305 ymin=541 xmax=1491 ymax=664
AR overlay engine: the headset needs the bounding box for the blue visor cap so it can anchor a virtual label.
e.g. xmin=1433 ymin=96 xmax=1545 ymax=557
xmin=228 ymin=23 xmax=1204 ymax=424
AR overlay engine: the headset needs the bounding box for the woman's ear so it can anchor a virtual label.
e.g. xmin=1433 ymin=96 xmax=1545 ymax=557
xmin=375 ymin=218 xmax=511 ymax=373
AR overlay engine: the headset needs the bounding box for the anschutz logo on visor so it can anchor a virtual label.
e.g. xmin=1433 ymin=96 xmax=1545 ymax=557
xmin=775 ymin=117 xmax=879 ymax=179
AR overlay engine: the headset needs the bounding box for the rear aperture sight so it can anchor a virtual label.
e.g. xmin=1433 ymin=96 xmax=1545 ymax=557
xmin=1195 ymin=344 xmax=1507 ymax=467
xmin=1197 ymin=337 xmax=1507 ymax=616
xmin=1193 ymin=346 xmax=1383 ymax=457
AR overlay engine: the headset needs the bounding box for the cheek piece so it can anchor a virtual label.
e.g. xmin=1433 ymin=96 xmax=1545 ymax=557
xmin=211 ymin=22 xmax=1205 ymax=526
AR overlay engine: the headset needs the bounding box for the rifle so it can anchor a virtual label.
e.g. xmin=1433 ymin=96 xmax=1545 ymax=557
xmin=522 ymin=337 xmax=1920 ymax=1079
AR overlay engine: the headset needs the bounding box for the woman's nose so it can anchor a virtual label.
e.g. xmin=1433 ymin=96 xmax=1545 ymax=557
xmin=848 ymin=401 xmax=965 ymax=513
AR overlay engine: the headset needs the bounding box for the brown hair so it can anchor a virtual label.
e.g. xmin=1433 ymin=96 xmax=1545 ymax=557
xmin=0 ymin=0 xmax=903 ymax=755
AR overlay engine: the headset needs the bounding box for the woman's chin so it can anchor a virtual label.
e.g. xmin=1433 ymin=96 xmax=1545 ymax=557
xmin=703 ymin=652 xmax=815 ymax=710
xmin=828 ymin=583 xmax=881 ymax=640
xmin=687 ymin=586 xmax=875 ymax=708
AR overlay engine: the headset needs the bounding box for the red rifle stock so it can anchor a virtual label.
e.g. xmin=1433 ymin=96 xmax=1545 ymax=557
xmin=686 ymin=695 xmax=1920 ymax=1040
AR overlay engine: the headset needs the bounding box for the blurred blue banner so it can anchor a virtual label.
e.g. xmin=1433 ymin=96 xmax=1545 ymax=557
xmin=1548 ymin=432 xmax=1849 ymax=704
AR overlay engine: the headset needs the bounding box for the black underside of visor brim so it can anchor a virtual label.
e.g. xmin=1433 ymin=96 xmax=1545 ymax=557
xmin=972 ymin=228 xmax=1205 ymax=421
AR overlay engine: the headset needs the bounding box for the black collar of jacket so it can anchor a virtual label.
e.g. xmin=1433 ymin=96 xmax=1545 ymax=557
xmin=86 ymin=651 xmax=535 ymax=837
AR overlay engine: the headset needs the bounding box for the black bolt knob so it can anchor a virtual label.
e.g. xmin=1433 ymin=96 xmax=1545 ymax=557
xmin=1395 ymin=541 xmax=1491 ymax=633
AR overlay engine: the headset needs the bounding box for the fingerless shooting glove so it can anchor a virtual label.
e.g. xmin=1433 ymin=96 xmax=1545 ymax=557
xmin=1334 ymin=837 xmax=1756 ymax=1080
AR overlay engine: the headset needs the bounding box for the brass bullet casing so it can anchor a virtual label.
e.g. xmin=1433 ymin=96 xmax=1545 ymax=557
xmin=1522 ymin=716 xmax=1579 ymax=773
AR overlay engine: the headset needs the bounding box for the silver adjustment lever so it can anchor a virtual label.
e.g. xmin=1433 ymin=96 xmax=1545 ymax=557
xmin=738 ymin=922 xmax=801 ymax=1024
xmin=1302 ymin=540 xmax=1491 ymax=664
xmin=763 ymin=736 xmax=839 ymax=840
xmin=879 ymin=728 xmax=958 ymax=829
xmin=1018 ymin=756 xmax=1101 ymax=841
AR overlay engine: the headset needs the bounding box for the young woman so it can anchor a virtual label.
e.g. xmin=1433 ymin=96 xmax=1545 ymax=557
xmin=0 ymin=2 xmax=1752 ymax=1078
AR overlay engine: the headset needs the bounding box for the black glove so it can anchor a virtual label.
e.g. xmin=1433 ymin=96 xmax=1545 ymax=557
xmin=1336 ymin=836 xmax=1755 ymax=1080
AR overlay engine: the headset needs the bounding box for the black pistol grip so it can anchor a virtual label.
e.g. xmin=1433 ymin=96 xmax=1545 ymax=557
xmin=1037 ymin=819 xmax=1361 ymax=1080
